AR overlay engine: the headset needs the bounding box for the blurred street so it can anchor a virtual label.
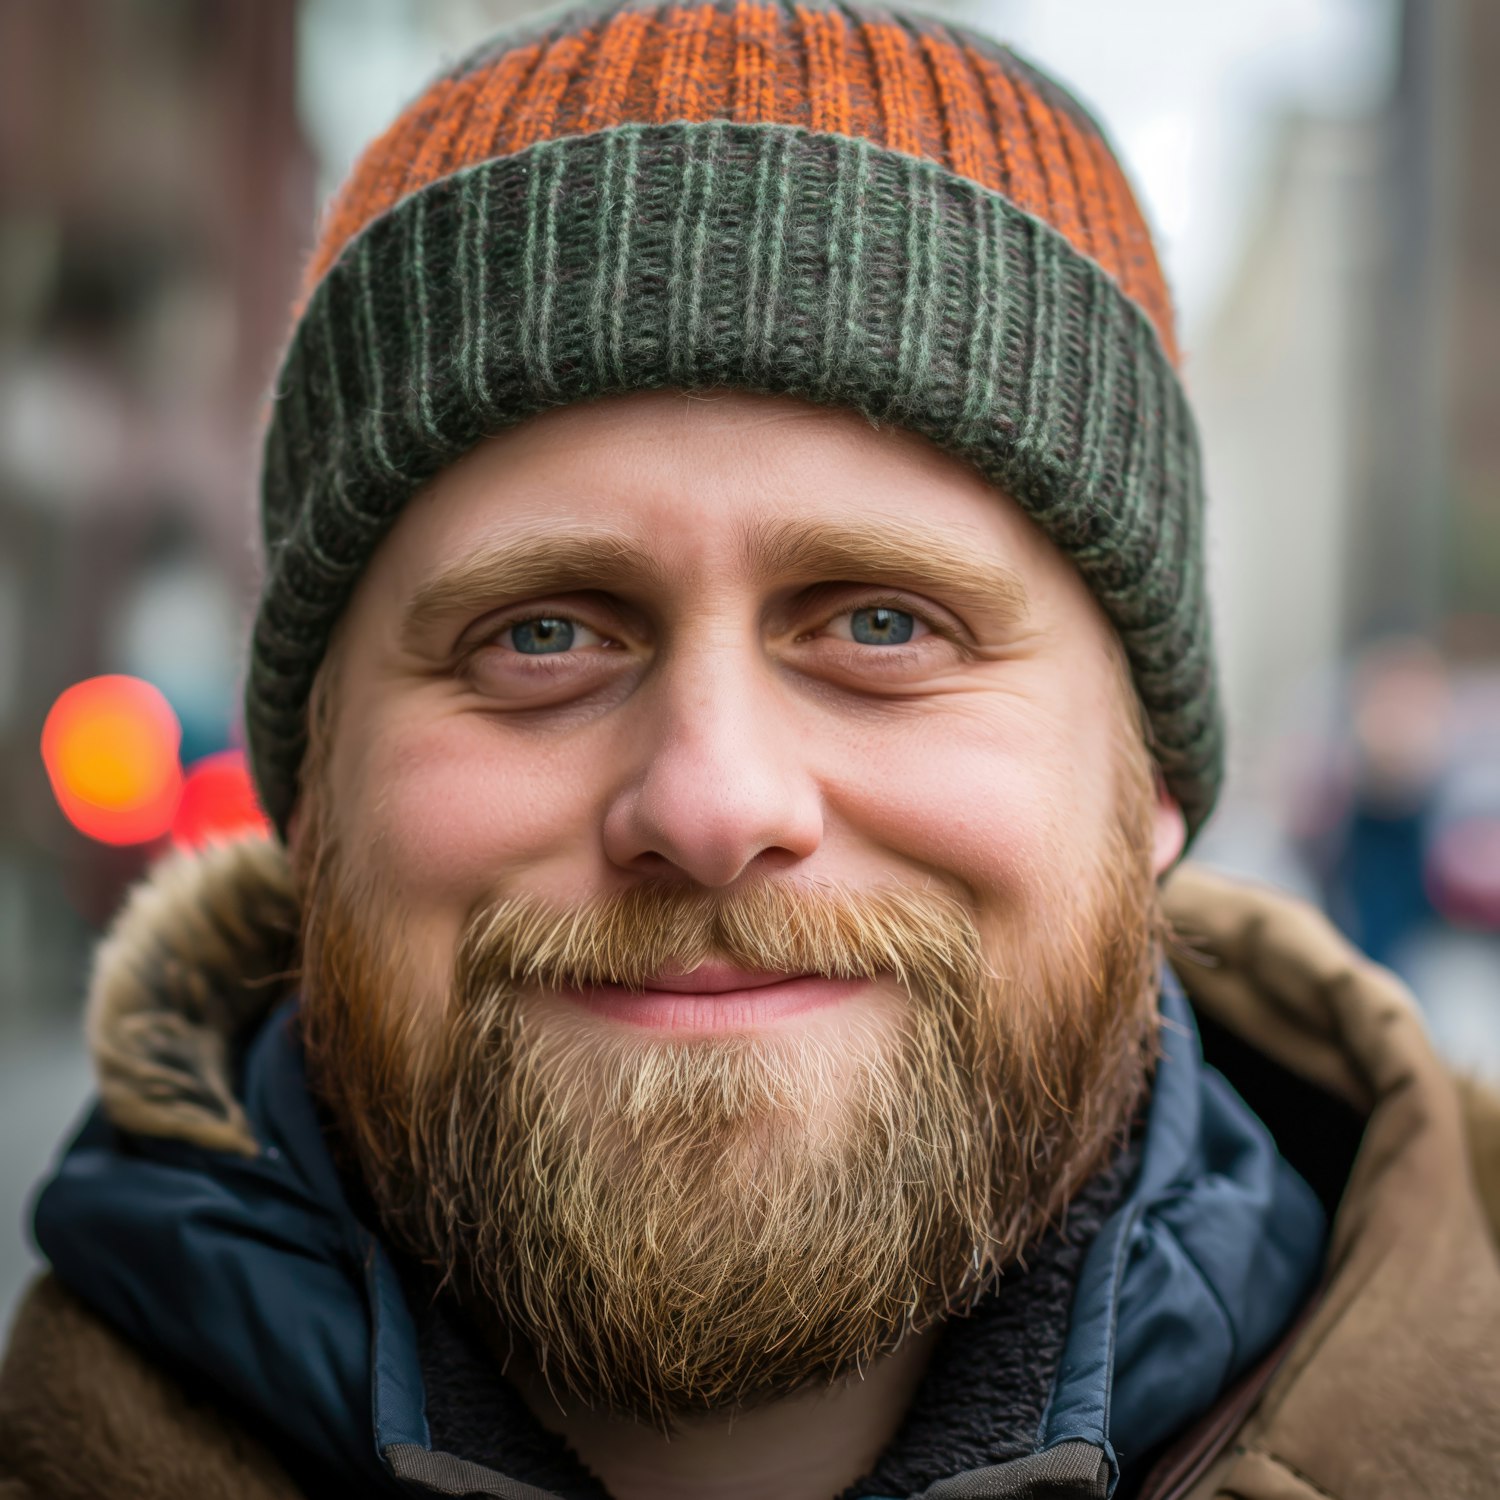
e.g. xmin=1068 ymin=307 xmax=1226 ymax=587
xmin=0 ymin=1022 xmax=91 ymax=1333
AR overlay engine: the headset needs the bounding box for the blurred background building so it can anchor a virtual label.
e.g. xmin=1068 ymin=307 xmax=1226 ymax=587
xmin=2 ymin=0 xmax=1497 ymax=1326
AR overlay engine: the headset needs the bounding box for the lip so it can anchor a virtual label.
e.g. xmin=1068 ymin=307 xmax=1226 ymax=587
xmin=631 ymin=962 xmax=805 ymax=995
xmin=562 ymin=966 xmax=865 ymax=1032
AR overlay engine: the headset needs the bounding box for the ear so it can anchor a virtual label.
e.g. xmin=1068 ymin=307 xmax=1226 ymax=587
xmin=1150 ymin=769 xmax=1187 ymax=876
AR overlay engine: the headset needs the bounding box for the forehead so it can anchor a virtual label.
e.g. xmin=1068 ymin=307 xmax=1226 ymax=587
xmin=363 ymin=388 xmax=1073 ymax=599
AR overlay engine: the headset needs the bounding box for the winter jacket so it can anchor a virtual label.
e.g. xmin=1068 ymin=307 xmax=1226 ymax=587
xmin=1 ymin=842 xmax=1498 ymax=1500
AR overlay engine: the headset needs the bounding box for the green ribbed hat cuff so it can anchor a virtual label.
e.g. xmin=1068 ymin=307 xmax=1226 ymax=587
xmin=251 ymin=120 xmax=1222 ymax=838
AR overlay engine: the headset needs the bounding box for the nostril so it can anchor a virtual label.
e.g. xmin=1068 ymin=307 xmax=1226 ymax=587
xmin=748 ymin=846 xmax=806 ymax=874
xmin=630 ymin=849 xmax=677 ymax=874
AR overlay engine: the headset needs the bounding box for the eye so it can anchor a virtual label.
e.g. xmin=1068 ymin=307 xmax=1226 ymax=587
xmin=828 ymin=606 xmax=928 ymax=647
xmin=501 ymin=617 xmax=605 ymax=654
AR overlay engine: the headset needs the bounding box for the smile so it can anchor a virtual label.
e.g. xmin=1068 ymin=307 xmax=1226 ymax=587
xmin=562 ymin=962 xmax=866 ymax=1032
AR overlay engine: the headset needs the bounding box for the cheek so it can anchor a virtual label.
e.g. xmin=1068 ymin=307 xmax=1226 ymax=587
xmin=335 ymin=704 xmax=601 ymax=932
xmin=819 ymin=673 xmax=1121 ymax=900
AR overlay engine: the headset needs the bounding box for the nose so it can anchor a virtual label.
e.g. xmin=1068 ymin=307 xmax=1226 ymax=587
xmin=601 ymin=651 xmax=824 ymax=887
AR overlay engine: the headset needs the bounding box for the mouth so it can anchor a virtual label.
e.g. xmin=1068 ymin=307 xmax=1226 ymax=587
xmin=561 ymin=962 xmax=866 ymax=1032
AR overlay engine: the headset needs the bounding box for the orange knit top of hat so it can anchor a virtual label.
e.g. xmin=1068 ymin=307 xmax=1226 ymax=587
xmin=301 ymin=0 xmax=1177 ymax=365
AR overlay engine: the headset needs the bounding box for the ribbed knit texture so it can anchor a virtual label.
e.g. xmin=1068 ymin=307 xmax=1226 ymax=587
xmin=301 ymin=0 xmax=1180 ymax=363
xmin=249 ymin=0 xmax=1223 ymax=837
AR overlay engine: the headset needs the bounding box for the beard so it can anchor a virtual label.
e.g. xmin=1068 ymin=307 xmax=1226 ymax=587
xmin=296 ymin=741 xmax=1164 ymax=1428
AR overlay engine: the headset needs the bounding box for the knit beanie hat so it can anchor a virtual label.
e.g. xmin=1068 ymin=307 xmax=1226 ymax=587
xmin=249 ymin=0 xmax=1221 ymax=839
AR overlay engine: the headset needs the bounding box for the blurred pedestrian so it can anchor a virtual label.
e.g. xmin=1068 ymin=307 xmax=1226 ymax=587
xmin=1326 ymin=637 xmax=1450 ymax=972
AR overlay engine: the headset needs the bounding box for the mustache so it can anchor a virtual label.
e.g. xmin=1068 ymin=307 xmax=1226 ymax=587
xmin=456 ymin=880 xmax=986 ymax=1011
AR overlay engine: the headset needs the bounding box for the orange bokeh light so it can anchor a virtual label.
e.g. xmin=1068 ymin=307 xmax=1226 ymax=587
xmin=171 ymin=750 xmax=271 ymax=850
xmin=41 ymin=675 xmax=183 ymax=845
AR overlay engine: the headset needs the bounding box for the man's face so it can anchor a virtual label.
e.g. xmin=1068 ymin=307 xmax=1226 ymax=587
xmin=294 ymin=389 xmax=1185 ymax=1423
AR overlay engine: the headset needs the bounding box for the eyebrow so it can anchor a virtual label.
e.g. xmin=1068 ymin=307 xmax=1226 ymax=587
xmin=745 ymin=515 xmax=1030 ymax=620
xmin=401 ymin=511 xmax=1029 ymax=649
xmin=401 ymin=528 xmax=667 ymax=648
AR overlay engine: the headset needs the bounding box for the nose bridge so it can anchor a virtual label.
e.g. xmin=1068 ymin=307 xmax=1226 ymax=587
xmin=604 ymin=630 xmax=823 ymax=885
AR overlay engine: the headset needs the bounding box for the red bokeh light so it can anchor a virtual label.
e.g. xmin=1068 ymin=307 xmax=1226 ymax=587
xmin=171 ymin=750 xmax=271 ymax=850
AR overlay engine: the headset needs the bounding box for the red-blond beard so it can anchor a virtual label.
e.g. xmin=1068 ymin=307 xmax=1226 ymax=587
xmin=295 ymin=708 xmax=1165 ymax=1427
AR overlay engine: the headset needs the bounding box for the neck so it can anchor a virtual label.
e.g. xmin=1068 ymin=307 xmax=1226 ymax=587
xmin=510 ymin=1333 xmax=937 ymax=1500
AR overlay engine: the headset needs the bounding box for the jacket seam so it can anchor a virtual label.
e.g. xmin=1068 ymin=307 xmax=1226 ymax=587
xmin=1242 ymin=1445 xmax=1342 ymax=1500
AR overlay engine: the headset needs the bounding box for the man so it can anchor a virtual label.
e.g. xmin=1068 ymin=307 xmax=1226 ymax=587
xmin=3 ymin=2 xmax=1498 ymax=1497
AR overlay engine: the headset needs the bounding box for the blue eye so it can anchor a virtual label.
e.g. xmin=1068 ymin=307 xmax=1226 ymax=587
xmin=849 ymin=606 xmax=916 ymax=645
xmin=509 ymin=618 xmax=576 ymax=654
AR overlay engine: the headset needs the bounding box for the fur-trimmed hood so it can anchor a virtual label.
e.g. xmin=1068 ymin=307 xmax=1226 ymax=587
xmin=5 ymin=840 xmax=1500 ymax=1500
xmin=85 ymin=837 xmax=298 ymax=1157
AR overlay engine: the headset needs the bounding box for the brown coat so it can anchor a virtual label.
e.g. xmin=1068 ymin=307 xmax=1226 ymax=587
xmin=2 ymin=848 xmax=1498 ymax=1500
